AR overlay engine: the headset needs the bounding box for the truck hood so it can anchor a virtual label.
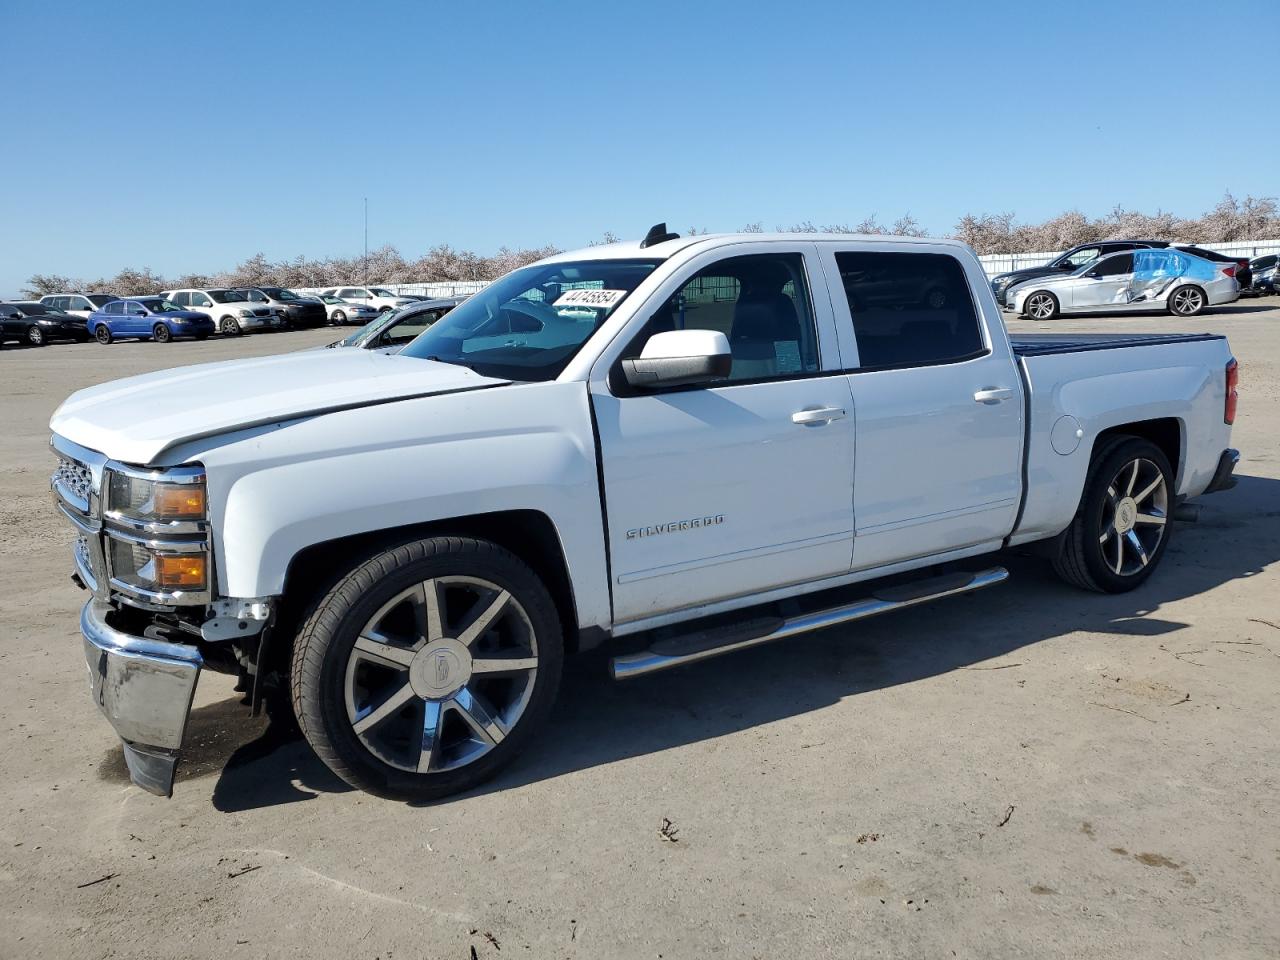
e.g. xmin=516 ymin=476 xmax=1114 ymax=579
xmin=50 ymin=349 xmax=507 ymax=465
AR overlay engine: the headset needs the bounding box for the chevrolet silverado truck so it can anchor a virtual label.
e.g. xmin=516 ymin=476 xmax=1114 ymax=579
xmin=50 ymin=226 xmax=1241 ymax=800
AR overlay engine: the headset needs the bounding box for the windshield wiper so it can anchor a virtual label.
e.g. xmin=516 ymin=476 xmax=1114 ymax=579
xmin=423 ymin=355 xmax=476 ymax=372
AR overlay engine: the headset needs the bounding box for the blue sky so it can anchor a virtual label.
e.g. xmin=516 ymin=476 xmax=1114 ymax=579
xmin=2 ymin=0 xmax=1276 ymax=296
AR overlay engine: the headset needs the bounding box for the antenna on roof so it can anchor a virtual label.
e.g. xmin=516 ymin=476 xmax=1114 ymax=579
xmin=640 ymin=222 xmax=681 ymax=248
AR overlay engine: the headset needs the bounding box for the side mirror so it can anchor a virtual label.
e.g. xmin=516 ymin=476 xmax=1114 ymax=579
xmin=622 ymin=329 xmax=732 ymax=389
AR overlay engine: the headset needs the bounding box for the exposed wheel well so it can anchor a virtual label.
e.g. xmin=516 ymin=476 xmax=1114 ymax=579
xmin=269 ymin=510 xmax=585 ymax=678
xmin=1093 ymin=417 xmax=1182 ymax=484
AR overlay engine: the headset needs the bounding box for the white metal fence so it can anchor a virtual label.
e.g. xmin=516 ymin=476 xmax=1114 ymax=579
xmin=978 ymin=240 xmax=1280 ymax=277
xmin=296 ymin=280 xmax=490 ymax=299
xmin=300 ymin=242 xmax=1280 ymax=293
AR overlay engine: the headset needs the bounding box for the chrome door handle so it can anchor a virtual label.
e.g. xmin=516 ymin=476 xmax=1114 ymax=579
xmin=792 ymin=406 xmax=846 ymax=425
xmin=973 ymin=387 xmax=1014 ymax=405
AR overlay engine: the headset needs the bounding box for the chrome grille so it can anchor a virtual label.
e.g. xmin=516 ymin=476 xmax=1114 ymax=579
xmin=53 ymin=457 xmax=93 ymax=509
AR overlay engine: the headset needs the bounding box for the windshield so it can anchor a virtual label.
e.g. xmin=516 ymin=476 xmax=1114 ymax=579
xmin=138 ymin=298 xmax=182 ymax=312
xmin=208 ymin=289 xmax=250 ymax=304
xmin=399 ymin=259 xmax=661 ymax=380
xmin=370 ymin=287 xmax=399 ymax=297
xmin=87 ymin=294 xmax=115 ymax=307
xmin=261 ymin=287 xmax=303 ymax=301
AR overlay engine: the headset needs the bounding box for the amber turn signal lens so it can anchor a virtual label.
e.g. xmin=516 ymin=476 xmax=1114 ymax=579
xmin=155 ymin=554 xmax=207 ymax=589
xmin=154 ymin=483 xmax=206 ymax=518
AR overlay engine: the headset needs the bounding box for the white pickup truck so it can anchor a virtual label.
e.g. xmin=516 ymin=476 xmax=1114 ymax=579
xmin=50 ymin=227 xmax=1241 ymax=799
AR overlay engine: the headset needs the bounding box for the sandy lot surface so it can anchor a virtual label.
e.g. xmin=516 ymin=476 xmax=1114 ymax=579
xmin=1 ymin=304 xmax=1277 ymax=960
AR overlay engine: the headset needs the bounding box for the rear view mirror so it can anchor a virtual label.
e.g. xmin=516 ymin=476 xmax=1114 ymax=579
xmin=622 ymin=329 xmax=732 ymax=389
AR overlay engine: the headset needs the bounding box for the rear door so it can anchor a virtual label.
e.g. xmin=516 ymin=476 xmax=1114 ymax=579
xmin=819 ymin=244 xmax=1023 ymax=571
xmin=590 ymin=244 xmax=855 ymax=625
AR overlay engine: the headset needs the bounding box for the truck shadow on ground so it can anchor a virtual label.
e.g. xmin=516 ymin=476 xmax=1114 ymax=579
xmin=97 ymin=473 xmax=1276 ymax=810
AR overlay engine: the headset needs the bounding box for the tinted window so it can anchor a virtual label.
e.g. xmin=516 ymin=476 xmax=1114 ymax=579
xmin=170 ymin=291 xmax=189 ymax=306
xmin=834 ymin=251 xmax=984 ymax=369
xmin=87 ymin=294 xmax=114 ymax=307
xmin=105 ymin=302 xmax=124 ymax=315
xmin=339 ymin=288 xmax=366 ymax=299
xmin=1092 ymin=253 xmax=1134 ymax=277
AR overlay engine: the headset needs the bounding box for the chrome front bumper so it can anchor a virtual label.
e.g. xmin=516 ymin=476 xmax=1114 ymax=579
xmin=81 ymin=601 xmax=203 ymax=796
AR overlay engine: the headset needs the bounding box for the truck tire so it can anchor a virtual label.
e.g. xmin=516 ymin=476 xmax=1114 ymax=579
xmin=1052 ymin=436 xmax=1174 ymax=593
xmin=1024 ymin=291 xmax=1059 ymax=321
xmin=291 ymin=536 xmax=564 ymax=801
xmin=1168 ymin=285 xmax=1206 ymax=317
xmin=220 ymin=316 xmax=242 ymax=336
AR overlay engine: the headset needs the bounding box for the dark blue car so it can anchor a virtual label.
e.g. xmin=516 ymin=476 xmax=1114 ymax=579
xmin=88 ymin=298 xmax=216 ymax=344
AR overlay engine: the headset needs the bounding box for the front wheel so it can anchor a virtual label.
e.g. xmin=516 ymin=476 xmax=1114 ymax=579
xmin=27 ymin=326 xmax=46 ymax=346
xmin=1024 ymin=291 xmax=1059 ymax=321
xmin=1169 ymin=285 xmax=1206 ymax=317
xmin=220 ymin=316 xmax=242 ymax=336
xmin=152 ymin=323 xmax=173 ymax=343
xmin=291 ymin=537 xmax=564 ymax=801
xmin=331 ymin=310 xmax=347 ymax=325
xmin=1052 ymin=437 xmax=1174 ymax=593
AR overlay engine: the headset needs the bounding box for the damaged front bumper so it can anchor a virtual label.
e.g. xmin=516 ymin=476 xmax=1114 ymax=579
xmin=81 ymin=600 xmax=202 ymax=797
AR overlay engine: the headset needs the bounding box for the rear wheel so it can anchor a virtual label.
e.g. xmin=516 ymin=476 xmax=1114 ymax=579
xmin=291 ymin=537 xmax=564 ymax=801
xmin=1169 ymin=285 xmax=1206 ymax=317
xmin=27 ymin=325 xmax=45 ymax=346
xmin=1052 ymin=437 xmax=1173 ymax=593
xmin=153 ymin=323 xmax=173 ymax=343
xmin=220 ymin=316 xmax=242 ymax=336
xmin=94 ymin=325 xmax=113 ymax=344
xmin=1024 ymin=291 xmax=1059 ymax=321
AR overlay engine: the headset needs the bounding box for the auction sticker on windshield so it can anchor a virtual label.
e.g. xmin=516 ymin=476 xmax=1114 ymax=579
xmin=553 ymin=289 xmax=628 ymax=310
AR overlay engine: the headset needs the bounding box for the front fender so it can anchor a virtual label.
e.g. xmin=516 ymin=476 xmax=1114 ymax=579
xmin=175 ymin=381 xmax=611 ymax=630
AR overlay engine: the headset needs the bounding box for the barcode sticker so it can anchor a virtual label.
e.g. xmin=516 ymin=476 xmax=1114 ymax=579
xmin=553 ymin=289 xmax=628 ymax=310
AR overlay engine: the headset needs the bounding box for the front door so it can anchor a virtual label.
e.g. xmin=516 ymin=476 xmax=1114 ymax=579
xmin=591 ymin=248 xmax=855 ymax=625
xmin=1070 ymin=252 xmax=1136 ymax=309
xmin=821 ymin=246 xmax=1024 ymax=571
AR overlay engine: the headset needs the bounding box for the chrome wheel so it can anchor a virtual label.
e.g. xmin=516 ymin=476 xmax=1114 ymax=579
xmin=1026 ymin=293 xmax=1056 ymax=320
xmin=220 ymin=316 xmax=241 ymax=336
xmin=332 ymin=310 xmax=346 ymax=325
xmin=344 ymin=576 xmax=539 ymax=775
xmin=27 ymin=326 xmax=45 ymax=346
xmin=1171 ymin=287 xmax=1204 ymax=316
xmin=1097 ymin=458 xmax=1168 ymax=577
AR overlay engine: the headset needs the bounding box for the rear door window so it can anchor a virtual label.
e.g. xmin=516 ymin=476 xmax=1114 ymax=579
xmin=833 ymin=251 xmax=985 ymax=369
xmin=1093 ymin=253 xmax=1134 ymax=277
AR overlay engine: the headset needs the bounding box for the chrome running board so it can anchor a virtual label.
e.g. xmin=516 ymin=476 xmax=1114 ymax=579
xmin=610 ymin=567 xmax=1009 ymax=681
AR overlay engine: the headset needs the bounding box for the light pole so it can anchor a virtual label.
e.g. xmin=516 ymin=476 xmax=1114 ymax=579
xmin=363 ymin=197 xmax=368 ymax=286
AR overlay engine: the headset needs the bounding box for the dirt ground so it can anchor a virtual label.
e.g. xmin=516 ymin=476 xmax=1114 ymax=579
xmin=1 ymin=302 xmax=1277 ymax=960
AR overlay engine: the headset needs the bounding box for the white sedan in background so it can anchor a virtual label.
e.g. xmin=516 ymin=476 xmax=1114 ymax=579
xmin=316 ymin=295 xmax=380 ymax=325
xmin=319 ymin=285 xmax=418 ymax=313
xmin=1006 ymin=248 xmax=1240 ymax=320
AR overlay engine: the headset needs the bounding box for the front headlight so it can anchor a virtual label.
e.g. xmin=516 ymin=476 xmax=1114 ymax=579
xmin=239 ymin=308 xmax=254 ymax=317
xmin=106 ymin=469 xmax=206 ymax=524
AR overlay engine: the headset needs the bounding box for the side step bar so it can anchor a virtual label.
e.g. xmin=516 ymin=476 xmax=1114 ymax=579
xmin=611 ymin=567 xmax=1009 ymax=681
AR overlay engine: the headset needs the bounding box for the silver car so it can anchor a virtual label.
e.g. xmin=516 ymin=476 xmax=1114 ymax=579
xmin=1005 ymin=248 xmax=1239 ymax=320
xmin=326 ymin=298 xmax=462 ymax=353
xmin=317 ymin=294 xmax=380 ymax=325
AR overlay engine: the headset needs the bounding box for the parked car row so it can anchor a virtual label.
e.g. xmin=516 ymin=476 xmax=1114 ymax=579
xmin=989 ymin=240 xmax=1278 ymax=320
xmin=1 ymin=283 xmax=446 ymax=348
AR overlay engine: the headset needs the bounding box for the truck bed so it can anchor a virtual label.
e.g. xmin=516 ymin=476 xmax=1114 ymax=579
xmin=1009 ymin=332 xmax=1225 ymax=356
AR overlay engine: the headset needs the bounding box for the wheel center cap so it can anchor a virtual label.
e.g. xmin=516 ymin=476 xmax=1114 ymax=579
xmin=1114 ymin=497 xmax=1138 ymax=534
xmin=408 ymin=638 xmax=472 ymax=700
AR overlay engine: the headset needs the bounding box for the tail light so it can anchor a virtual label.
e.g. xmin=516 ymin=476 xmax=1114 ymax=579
xmin=1221 ymin=265 xmax=1236 ymax=278
xmin=1225 ymin=358 xmax=1239 ymax=425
